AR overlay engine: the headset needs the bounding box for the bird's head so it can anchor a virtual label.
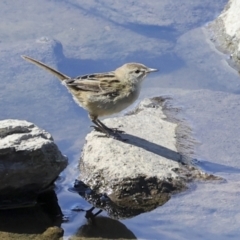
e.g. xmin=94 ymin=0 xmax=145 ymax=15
xmin=115 ymin=63 xmax=158 ymax=84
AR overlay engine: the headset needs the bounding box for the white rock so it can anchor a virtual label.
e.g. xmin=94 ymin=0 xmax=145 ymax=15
xmin=0 ymin=119 xmax=68 ymax=208
xmin=79 ymin=98 xmax=215 ymax=216
xmin=220 ymin=0 xmax=240 ymax=37
xmin=209 ymin=0 xmax=240 ymax=65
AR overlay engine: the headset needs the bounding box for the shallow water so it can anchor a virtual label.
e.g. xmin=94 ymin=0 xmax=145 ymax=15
xmin=1 ymin=0 xmax=240 ymax=239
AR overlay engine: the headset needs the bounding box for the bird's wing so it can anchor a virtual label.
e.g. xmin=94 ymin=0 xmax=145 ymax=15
xmin=66 ymin=72 xmax=123 ymax=95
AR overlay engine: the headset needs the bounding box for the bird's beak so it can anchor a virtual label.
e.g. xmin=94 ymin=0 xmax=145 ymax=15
xmin=147 ymin=68 xmax=158 ymax=73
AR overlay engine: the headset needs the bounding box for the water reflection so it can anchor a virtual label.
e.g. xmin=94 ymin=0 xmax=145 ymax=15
xmin=0 ymin=184 xmax=138 ymax=239
xmin=0 ymin=191 xmax=63 ymax=239
xmin=70 ymin=216 xmax=137 ymax=240
xmin=71 ymin=180 xmax=170 ymax=219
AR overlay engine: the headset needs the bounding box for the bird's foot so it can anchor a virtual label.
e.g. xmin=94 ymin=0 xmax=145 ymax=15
xmin=91 ymin=126 xmax=127 ymax=141
xmin=108 ymin=127 xmax=125 ymax=134
xmin=91 ymin=125 xmax=124 ymax=134
xmin=85 ymin=207 xmax=102 ymax=223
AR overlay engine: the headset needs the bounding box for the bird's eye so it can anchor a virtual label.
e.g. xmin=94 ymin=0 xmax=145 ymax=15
xmin=135 ymin=70 xmax=140 ymax=74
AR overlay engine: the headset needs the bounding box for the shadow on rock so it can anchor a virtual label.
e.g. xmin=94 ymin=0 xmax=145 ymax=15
xmin=0 ymin=191 xmax=63 ymax=239
xmin=117 ymin=132 xmax=183 ymax=163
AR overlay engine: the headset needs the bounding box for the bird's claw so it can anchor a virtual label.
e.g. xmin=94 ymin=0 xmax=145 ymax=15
xmin=91 ymin=126 xmax=127 ymax=141
xmin=110 ymin=128 xmax=125 ymax=134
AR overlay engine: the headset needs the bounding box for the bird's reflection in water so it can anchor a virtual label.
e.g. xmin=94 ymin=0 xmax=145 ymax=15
xmin=70 ymin=215 xmax=137 ymax=240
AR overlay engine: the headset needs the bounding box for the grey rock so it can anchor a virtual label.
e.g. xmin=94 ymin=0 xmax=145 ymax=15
xmin=0 ymin=119 xmax=68 ymax=208
xmin=208 ymin=0 xmax=240 ymax=69
xmin=79 ymin=98 xmax=217 ymax=217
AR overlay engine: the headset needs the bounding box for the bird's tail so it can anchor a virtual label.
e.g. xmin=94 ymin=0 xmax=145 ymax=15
xmin=21 ymin=55 xmax=69 ymax=81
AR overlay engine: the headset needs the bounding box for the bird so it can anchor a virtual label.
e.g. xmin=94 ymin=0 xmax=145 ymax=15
xmin=21 ymin=55 xmax=158 ymax=139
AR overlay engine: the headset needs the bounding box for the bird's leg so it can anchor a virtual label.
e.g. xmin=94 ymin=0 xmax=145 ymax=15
xmin=96 ymin=119 xmax=124 ymax=134
xmin=90 ymin=114 xmax=124 ymax=139
xmin=85 ymin=207 xmax=103 ymax=224
xmin=91 ymin=119 xmax=111 ymax=137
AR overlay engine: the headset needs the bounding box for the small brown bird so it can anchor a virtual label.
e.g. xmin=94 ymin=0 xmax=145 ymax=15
xmin=21 ymin=55 xmax=158 ymax=138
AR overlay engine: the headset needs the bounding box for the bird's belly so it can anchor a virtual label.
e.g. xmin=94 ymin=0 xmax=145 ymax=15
xmin=89 ymin=90 xmax=140 ymax=117
xmin=68 ymin=86 xmax=140 ymax=117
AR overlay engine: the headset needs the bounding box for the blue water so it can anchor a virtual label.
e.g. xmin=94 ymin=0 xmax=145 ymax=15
xmin=2 ymin=0 xmax=240 ymax=239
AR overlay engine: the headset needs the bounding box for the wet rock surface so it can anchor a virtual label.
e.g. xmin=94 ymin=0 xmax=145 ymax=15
xmin=79 ymin=98 xmax=219 ymax=218
xmin=209 ymin=0 xmax=240 ymax=69
xmin=0 ymin=119 xmax=68 ymax=208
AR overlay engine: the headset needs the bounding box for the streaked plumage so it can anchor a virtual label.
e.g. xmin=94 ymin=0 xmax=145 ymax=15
xmin=21 ymin=55 xmax=158 ymax=138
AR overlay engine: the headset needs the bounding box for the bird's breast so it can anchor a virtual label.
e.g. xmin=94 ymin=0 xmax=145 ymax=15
xmin=98 ymin=84 xmax=141 ymax=116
